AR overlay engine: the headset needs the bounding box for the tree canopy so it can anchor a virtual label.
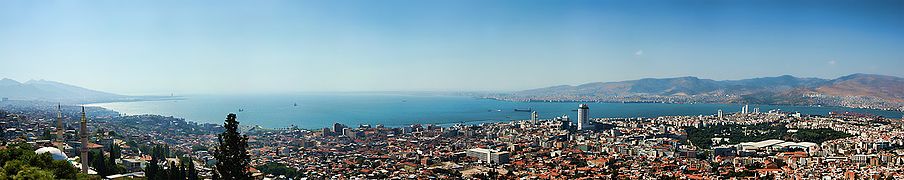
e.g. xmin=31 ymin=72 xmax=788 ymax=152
xmin=213 ymin=113 xmax=251 ymax=179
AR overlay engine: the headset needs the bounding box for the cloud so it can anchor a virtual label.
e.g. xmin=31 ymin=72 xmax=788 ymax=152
xmin=827 ymin=60 xmax=837 ymax=65
xmin=635 ymin=50 xmax=644 ymax=56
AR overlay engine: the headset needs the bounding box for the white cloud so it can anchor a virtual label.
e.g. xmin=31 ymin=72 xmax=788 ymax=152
xmin=635 ymin=50 xmax=644 ymax=56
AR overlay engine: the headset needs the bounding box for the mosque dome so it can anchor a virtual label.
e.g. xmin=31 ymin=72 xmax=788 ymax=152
xmin=35 ymin=147 xmax=69 ymax=160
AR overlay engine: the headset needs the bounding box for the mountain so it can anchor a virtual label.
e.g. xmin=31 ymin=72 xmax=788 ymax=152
xmin=507 ymin=74 xmax=904 ymax=110
xmin=517 ymin=75 xmax=830 ymax=97
xmin=816 ymin=74 xmax=904 ymax=103
xmin=0 ymin=78 xmax=126 ymax=102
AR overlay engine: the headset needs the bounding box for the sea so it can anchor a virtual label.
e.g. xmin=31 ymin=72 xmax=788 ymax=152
xmin=86 ymin=93 xmax=904 ymax=129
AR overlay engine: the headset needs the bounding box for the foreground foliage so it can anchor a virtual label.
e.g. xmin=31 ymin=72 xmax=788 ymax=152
xmin=0 ymin=143 xmax=87 ymax=179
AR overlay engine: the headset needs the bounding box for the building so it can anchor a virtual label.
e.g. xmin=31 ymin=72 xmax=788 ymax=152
xmin=333 ymin=123 xmax=345 ymax=134
xmin=35 ymin=147 xmax=69 ymax=160
xmin=736 ymin=139 xmax=817 ymax=156
xmin=466 ymin=148 xmax=510 ymax=164
xmin=531 ymin=111 xmax=539 ymax=121
xmin=56 ymin=104 xmax=65 ymax=150
xmin=577 ymin=104 xmax=590 ymax=131
xmin=79 ymin=106 xmax=89 ymax=173
xmin=717 ymin=109 xmax=723 ymax=119
xmin=121 ymin=158 xmax=146 ymax=172
xmin=321 ymin=127 xmax=331 ymax=137
xmin=343 ymin=128 xmax=357 ymax=139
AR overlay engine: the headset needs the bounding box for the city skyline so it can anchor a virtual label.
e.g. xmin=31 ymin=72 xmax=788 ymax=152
xmin=2 ymin=0 xmax=903 ymax=95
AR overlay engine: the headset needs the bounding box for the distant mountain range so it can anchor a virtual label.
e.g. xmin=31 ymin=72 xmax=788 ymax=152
xmin=503 ymin=74 xmax=904 ymax=110
xmin=0 ymin=78 xmax=138 ymax=103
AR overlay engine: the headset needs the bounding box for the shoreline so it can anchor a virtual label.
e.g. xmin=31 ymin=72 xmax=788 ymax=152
xmin=76 ymin=98 xmax=904 ymax=131
xmin=481 ymin=97 xmax=904 ymax=113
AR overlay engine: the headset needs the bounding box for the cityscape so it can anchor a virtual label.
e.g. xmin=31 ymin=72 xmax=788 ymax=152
xmin=1 ymin=100 xmax=902 ymax=179
xmin=2 ymin=0 xmax=904 ymax=179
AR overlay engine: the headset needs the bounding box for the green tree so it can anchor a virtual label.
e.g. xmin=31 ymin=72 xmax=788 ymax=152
xmin=256 ymin=162 xmax=299 ymax=178
xmin=0 ymin=144 xmax=82 ymax=179
xmin=110 ymin=144 xmax=122 ymax=160
xmin=187 ymin=158 xmax=199 ymax=180
xmin=213 ymin=114 xmax=251 ymax=179
xmin=146 ymin=145 xmax=163 ymax=180
xmin=13 ymin=167 xmax=54 ymax=180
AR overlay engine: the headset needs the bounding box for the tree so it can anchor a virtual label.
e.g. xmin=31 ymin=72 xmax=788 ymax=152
xmin=13 ymin=167 xmax=54 ymax=180
xmin=187 ymin=158 xmax=199 ymax=180
xmin=90 ymin=150 xmax=108 ymax=176
xmin=109 ymin=144 xmax=122 ymax=160
xmin=213 ymin=114 xmax=251 ymax=179
xmin=256 ymin=162 xmax=299 ymax=178
xmin=0 ymin=143 xmax=82 ymax=179
xmin=167 ymin=163 xmax=182 ymax=180
xmin=146 ymin=145 xmax=163 ymax=180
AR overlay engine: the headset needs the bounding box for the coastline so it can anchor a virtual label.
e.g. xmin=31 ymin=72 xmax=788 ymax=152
xmin=480 ymin=96 xmax=904 ymax=113
xmin=75 ymin=94 xmax=904 ymax=131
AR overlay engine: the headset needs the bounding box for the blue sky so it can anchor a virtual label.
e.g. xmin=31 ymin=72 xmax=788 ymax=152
xmin=1 ymin=0 xmax=903 ymax=95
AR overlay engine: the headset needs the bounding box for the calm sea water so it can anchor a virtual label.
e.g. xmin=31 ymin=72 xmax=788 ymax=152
xmin=87 ymin=93 xmax=904 ymax=129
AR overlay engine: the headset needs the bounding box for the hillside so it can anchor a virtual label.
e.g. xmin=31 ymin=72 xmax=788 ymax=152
xmin=0 ymin=78 xmax=126 ymax=102
xmin=501 ymin=74 xmax=904 ymax=110
xmin=816 ymin=74 xmax=904 ymax=103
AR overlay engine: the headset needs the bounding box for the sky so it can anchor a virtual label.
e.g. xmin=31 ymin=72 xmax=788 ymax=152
xmin=1 ymin=0 xmax=903 ymax=95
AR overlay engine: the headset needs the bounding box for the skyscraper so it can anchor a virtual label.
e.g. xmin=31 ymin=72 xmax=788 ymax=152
xmin=742 ymin=105 xmax=749 ymax=114
xmin=577 ymin=104 xmax=589 ymax=131
xmin=531 ymin=111 xmax=539 ymax=121
xmin=79 ymin=106 xmax=89 ymax=173
xmin=718 ymin=109 xmax=723 ymax=119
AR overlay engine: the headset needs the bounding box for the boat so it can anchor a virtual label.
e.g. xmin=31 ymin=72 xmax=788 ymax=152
xmin=514 ymin=108 xmax=532 ymax=112
xmin=294 ymin=103 xmax=297 ymax=107
xmin=238 ymin=108 xmax=244 ymax=112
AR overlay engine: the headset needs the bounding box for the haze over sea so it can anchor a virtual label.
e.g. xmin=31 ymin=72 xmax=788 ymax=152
xmin=88 ymin=93 xmax=904 ymax=129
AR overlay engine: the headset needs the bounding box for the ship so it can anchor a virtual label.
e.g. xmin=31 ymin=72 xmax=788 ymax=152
xmin=514 ymin=108 xmax=532 ymax=112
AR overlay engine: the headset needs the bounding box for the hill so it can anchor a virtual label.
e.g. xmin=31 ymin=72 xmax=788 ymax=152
xmin=499 ymin=74 xmax=904 ymax=111
xmin=816 ymin=74 xmax=904 ymax=103
xmin=0 ymin=78 xmax=126 ymax=103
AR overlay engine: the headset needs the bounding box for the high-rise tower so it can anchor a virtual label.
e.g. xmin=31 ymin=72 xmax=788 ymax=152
xmin=577 ymin=104 xmax=589 ymax=130
xmin=79 ymin=106 xmax=89 ymax=173
xmin=531 ymin=111 xmax=539 ymax=121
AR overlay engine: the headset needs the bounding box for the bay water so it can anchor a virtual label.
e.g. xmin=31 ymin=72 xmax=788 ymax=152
xmin=87 ymin=93 xmax=904 ymax=129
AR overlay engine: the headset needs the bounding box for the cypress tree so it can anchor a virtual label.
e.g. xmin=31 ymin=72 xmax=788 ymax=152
xmin=213 ymin=113 xmax=251 ymax=179
xmin=146 ymin=145 xmax=162 ymax=180
xmin=187 ymin=158 xmax=199 ymax=180
xmin=167 ymin=163 xmax=180 ymax=179
xmin=91 ymin=150 xmax=109 ymax=176
xmin=107 ymin=146 xmax=118 ymax=175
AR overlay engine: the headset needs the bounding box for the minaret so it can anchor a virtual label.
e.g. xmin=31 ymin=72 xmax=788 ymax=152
xmin=79 ymin=106 xmax=89 ymax=173
xmin=56 ymin=104 xmax=64 ymax=149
